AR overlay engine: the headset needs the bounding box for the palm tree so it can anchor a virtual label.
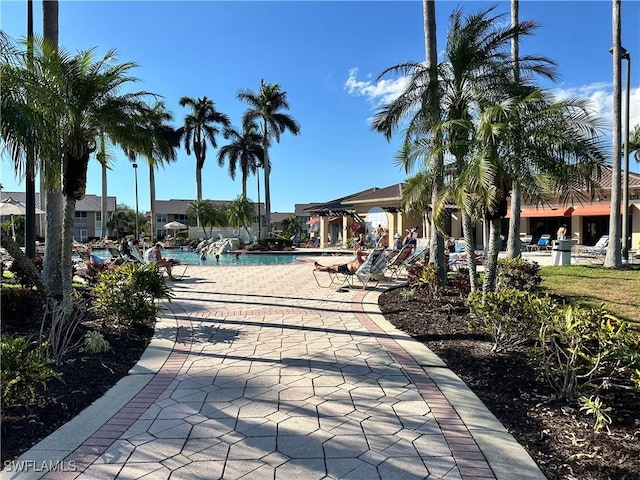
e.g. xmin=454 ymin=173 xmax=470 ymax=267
xmin=45 ymin=46 xmax=155 ymax=312
xmin=473 ymin=91 xmax=607 ymax=292
xmin=217 ymin=122 xmax=264 ymax=199
xmin=179 ymin=96 xmax=230 ymax=205
xmin=374 ymin=5 xmax=554 ymax=290
xmin=605 ymin=0 xmax=623 ymax=267
xmin=129 ymin=101 xmax=182 ymax=239
xmin=186 ymin=199 xmax=225 ymax=239
xmin=226 ymin=195 xmax=255 ymax=240
xmin=238 ymin=80 xmax=300 ymax=236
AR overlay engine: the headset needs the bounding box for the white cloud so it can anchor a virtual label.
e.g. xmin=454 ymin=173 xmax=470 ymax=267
xmin=343 ymin=67 xmax=409 ymax=107
xmin=551 ymin=82 xmax=640 ymax=134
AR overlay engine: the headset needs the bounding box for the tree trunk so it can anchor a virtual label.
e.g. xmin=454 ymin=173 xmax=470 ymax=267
xmin=506 ymin=182 xmax=522 ymax=257
xmin=482 ymin=217 xmax=502 ymax=295
xmin=605 ymin=0 xmax=622 ymax=267
xmin=506 ymin=0 xmax=522 ymax=258
xmin=149 ymin=166 xmax=156 ymax=239
xmin=41 ymin=0 xmax=62 ymax=298
xmin=263 ymin=127 xmax=272 ymax=236
xmin=43 ymin=189 xmax=63 ymax=298
xmin=60 ymin=195 xmax=76 ymax=315
xmin=423 ymin=0 xmax=446 ymax=281
xmin=101 ymin=161 xmax=108 ymax=238
xmin=462 ymin=211 xmax=478 ymax=292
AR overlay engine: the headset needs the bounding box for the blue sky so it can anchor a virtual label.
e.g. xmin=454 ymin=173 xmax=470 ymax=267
xmin=1 ymin=1 xmax=639 ymax=214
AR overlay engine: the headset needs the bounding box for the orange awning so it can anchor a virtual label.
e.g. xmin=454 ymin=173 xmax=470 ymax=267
xmin=306 ymin=217 xmax=320 ymax=226
xmin=507 ymin=206 xmax=574 ymax=218
xmin=572 ymin=204 xmax=627 ymax=216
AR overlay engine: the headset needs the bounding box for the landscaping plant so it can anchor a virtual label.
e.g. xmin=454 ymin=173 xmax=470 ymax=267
xmin=95 ymin=262 xmax=172 ymax=326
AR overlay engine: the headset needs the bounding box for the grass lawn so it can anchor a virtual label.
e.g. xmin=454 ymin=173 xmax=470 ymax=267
xmin=540 ymin=264 xmax=640 ymax=326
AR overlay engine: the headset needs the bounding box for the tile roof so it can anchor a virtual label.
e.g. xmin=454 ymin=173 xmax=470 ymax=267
xmin=0 ymin=192 xmax=116 ymax=211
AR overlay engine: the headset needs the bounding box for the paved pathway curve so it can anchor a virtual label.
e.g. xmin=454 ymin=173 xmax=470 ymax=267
xmin=6 ymin=259 xmax=545 ymax=480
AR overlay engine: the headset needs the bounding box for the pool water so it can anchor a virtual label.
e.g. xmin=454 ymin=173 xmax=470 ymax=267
xmin=90 ymin=249 xmax=301 ymax=266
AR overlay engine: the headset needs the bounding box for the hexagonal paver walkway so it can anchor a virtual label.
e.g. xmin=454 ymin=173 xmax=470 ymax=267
xmin=7 ymin=260 xmax=545 ymax=480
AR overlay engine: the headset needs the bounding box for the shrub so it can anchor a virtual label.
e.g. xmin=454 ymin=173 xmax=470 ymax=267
xmin=94 ymin=262 xmax=172 ymax=326
xmin=83 ymin=331 xmax=111 ymax=354
xmin=496 ymin=257 xmax=542 ymax=292
xmin=0 ymin=334 xmax=61 ymax=407
xmin=468 ymin=289 xmax=555 ymax=352
xmin=1 ymin=288 xmax=42 ymax=327
xmin=538 ymin=304 xmax=640 ymax=400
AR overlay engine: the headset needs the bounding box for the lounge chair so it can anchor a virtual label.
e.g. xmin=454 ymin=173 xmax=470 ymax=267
xmin=573 ymin=235 xmax=609 ymax=264
xmin=527 ymin=234 xmax=551 ymax=252
xmin=384 ymin=245 xmax=414 ymax=279
xmin=313 ymin=247 xmax=387 ymax=290
xmin=520 ymin=234 xmax=533 ymax=251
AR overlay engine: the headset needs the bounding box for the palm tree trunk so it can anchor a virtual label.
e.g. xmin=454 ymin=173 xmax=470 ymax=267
xmin=41 ymin=0 xmax=62 ymax=299
xmin=149 ymin=166 xmax=156 ymax=240
xmin=263 ymin=130 xmax=272 ymax=236
xmin=60 ymin=195 xmax=76 ymax=315
xmin=101 ymin=161 xmax=108 ymax=238
xmin=43 ymin=189 xmax=63 ymax=298
xmin=423 ymin=0 xmax=447 ymax=281
xmin=605 ymin=0 xmax=623 ymax=267
xmin=482 ymin=217 xmax=502 ymax=295
xmin=506 ymin=0 xmax=522 ymax=258
xmin=506 ymin=182 xmax=522 ymax=256
xmin=462 ymin=211 xmax=478 ymax=292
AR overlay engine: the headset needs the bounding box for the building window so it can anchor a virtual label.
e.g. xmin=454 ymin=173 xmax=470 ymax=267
xmin=74 ymin=211 xmax=87 ymax=224
xmin=157 ymin=214 xmax=167 ymax=224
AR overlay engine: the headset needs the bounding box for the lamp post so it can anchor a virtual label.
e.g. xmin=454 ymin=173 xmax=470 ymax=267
xmin=621 ymin=48 xmax=631 ymax=261
xmin=133 ymin=163 xmax=139 ymax=240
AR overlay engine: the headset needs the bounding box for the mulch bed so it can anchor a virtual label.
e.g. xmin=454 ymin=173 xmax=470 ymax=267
xmin=378 ymin=284 xmax=640 ymax=480
xmin=0 ymin=290 xmax=151 ymax=465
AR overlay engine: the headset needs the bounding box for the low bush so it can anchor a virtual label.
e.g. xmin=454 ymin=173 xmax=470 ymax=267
xmin=538 ymin=304 xmax=640 ymax=400
xmin=468 ymin=289 xmax=555 ymax=352
xmin=83 ymin=331 xmax=111 ymax=354
xmin=0 ymin=334 xmax=61 ymax=407
xmin=496 ymin=257 xmax=542 ymax=292
xmin=0 ymin=288 xmax=42 ymax=327
xmin=94 ymin=262 xmax=172 ymax=326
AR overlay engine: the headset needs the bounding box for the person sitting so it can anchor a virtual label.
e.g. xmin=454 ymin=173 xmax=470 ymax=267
xmin=144 ymin=243 xmax=181 ymax=281
xmin=392 ymin=233 xmax=403 ymax=251
xmin=314 ymin=249 xmax=368 ymax=275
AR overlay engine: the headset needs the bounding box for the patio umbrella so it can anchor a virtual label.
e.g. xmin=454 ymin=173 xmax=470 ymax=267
xmin=0 ymin=197 xmax=45 ymax=240
xmin=164 ymin=221 xmax=188 ymax=237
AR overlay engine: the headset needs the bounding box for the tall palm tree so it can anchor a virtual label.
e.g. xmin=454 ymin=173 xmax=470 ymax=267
xmin=629 ymin=124 xmax=640 ymax=162
xmin=422 ymin=0 xmax=447 ymax=281
xmin=129 ymin=101 xmax=182 ymax=239
xmin=42 ymin=0 xmax=62 ymax=296
xmin=238 ymin=80 xmax=300 ymax=236
xmin=17 ymin=44 xmax=156 ymax=312
xmin=605 ymin=0 xmax=623 ymax=267
xmin=179 ymin=96 xmax=230 ymax=204
xmin=374 ymin=5 xmax=554 ymax=290
xmin=473 ymin=91 xmax=607 ymax=292
xmin=96 ymin=131 xmax=115 ymax=239
xmin=217 ymin=122 xmax=264 ymax=199
xmin=506 ymin=0 xmax=522 ymax=258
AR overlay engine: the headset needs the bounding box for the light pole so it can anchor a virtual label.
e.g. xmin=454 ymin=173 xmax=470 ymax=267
xmin=621 ymin=48 xmax=631 ymax=261
xmin=133 ymin=163 xmax=139 ymax=240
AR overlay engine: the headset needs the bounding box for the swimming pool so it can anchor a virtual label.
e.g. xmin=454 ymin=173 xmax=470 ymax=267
xmin=90 ymin=249 xmax=302 ymax=266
